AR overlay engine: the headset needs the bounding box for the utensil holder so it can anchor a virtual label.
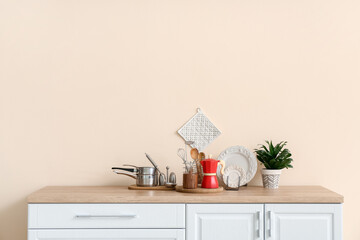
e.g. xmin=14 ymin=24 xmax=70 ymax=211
xmin=183 ymin=173 xmax=198 ymax=189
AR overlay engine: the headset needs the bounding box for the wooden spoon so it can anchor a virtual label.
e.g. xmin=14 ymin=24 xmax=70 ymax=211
xmin=190 ymin=148 xmax=202 ymax=184
xmin=199 ymin=152 xmax=205 ymax=160
xmin=190 ymin=148 xmax=199 ymax=160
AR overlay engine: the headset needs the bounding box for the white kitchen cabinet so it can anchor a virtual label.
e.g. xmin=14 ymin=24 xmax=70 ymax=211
xmin=28 ymin=203 xmax=343 ymax=240
xmin=186 ymin=204 xmax=264 ymax=240
xmin=28 ymin=229 xmax=185 ymax=240
xmin=265 ymin=204 xmax=342 ymax=240
xmin=27 ymin=186 xmax=343 ymax=240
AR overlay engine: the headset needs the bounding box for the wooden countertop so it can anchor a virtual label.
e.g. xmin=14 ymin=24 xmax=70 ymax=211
xmin=27 ymin=186 xmax=343 ymax=203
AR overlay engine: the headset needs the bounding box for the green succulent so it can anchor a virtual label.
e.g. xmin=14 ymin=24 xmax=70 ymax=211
xmin=254 ymin=141 xmax=293 ymax=170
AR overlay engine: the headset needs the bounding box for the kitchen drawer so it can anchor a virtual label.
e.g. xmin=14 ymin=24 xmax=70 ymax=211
xmin=28 ymin=204 xmax=185 ymax=229
xmin=28 ymin=229 xmax=185 ymax=240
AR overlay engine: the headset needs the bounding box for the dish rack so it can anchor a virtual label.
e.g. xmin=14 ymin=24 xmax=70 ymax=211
xmin=224 ymin=175 xmax=242 ymax=191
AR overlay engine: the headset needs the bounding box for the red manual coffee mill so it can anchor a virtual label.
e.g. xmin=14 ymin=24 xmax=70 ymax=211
xmin=200 ymin=157 xmax=225 ymax=188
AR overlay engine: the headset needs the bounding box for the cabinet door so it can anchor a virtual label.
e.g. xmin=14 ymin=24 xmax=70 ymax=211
xmin=265 ymin=204 xmax=342 ymax=240
xmin=187 ymin=204 xmax=263 ymax=240
xmin=28 ymin=229 xmax=185 ymax=240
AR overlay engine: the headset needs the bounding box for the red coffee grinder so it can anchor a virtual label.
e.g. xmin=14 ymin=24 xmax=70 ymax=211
xmin=200 ymin=157 xmax=225 ymax=188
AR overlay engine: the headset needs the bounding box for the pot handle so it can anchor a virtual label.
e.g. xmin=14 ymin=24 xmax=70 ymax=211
xmin=123 ymin=164 xmax=138 ymax=168
xmin=112 ymin=167 xmax=136 ymax=173
xmin=218 ymin=160 xmax=225 ymax=175
xmin=112 ymin=170 xmax=137 ymax=179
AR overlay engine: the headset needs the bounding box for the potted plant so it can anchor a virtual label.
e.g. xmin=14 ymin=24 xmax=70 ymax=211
xmin=254 ymin=141 xmax=293 ymax=189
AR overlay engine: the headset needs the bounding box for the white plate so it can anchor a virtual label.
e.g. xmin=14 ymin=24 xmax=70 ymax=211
xmin=222 ymin=165 xmax=247 ymax=188
xmin=217 ymin=146 xmax=257 ymax=186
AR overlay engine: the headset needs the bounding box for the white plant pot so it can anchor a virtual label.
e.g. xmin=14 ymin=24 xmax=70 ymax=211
xmin=261 ymin=169 xmax=282 ymax=189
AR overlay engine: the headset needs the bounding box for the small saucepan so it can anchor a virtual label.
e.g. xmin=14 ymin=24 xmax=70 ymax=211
xmin=112 ymin=164 xmax=159 ymax=187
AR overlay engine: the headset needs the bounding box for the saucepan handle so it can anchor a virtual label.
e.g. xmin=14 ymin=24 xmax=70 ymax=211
xmin=123 ymin=164 xmax=138 ymax=168
xmin=112 ymin=167 xmax=136 ymax=173
xmin=112 ymin=170 xmax=137 ymax=179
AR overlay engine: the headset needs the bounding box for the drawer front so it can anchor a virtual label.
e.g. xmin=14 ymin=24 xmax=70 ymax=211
xmin=28 ymin=204 xmax=185 ymax=229
xmin=28 ymin=229 xmax=185 ymax=240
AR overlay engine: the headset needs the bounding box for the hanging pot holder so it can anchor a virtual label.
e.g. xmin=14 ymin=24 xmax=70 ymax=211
xmin=177 ymin=108 xmax=221 ymax=152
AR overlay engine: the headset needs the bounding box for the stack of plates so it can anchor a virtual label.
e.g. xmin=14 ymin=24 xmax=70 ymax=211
xmin=217 ymin=146 xmax=257 ymax=187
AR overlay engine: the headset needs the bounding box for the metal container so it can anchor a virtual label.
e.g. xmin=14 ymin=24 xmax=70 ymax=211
xmin=136 ymin=170 xmax=159 ymax=187
xmin=112 ymin=165 xmax=159 ymax=187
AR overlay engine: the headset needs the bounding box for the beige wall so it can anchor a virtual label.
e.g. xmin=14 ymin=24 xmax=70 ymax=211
xmin=1 ymin=0 xmax=359 ymax=239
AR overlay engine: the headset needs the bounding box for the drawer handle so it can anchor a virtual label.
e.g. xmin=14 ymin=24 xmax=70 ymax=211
xmin=75 ymin=214 xmax=137 ymax=218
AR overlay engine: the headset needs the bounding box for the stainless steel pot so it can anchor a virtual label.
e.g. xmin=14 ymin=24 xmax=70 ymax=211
xmin=112 ymin=165 xmax=159 ymax=187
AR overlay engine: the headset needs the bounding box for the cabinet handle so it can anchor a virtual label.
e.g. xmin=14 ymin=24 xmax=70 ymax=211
xmin=75 ymin=214 xmax=137 ymax=218
xmin=256 ymin=211 xmax=261 ymax=238
xmin=269 ymin=211 xmax=273 ymax=237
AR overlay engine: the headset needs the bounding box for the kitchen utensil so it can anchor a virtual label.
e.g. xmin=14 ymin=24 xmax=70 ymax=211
xmin=112 ymin=171 xmax=137 ymax=179
xmin=190 ymin=148 xmax=199 ymax=173
xmin=169 ymin=172 xmax=176 ymax=183
xmin=177 ymin=148 xmax=189 ymax=172
xmin=185 ymin=141 xmax=194 ymax=157
xmin=190 ymin=148 xmax=201 ymax=184
xmin=112 ymin=166 xmax=156 ymax=175
xmin=112 ymin=166 xmax=159 ymax=187
xmin=145 ymin=153 xmax=163 ymax=175
xmin=184 ymin=141 xmax=193 ymax=166
xmin=223 ymin=165 xmax=246 ymax=188
xmin=166 ymin=166 xmax=169 ymax=182
xmin=201 ymin=158 xmax=225 ymax=188
xmin=197 ymin=152 xmax=205 ymax=184
xmin=185 ymin=141 xmax=194 ymax=153
xmin=217 ymin=146 xmax=257 ymax=186
xmin=177 ymin=108 xmax=221 ymax=151
xmin=159 ymin=173 xmax=166 ymax=186
xmin=177 ymin=148 xmax=186 ymax=161
xmin=190 ymin=148 xmax=199 ymax=160
xmin=111 ymin=167 xmax=136 ymax=173
xmin=183 ymin=141 xmax=194 ymax=169
xmin=195 ymin=156 xmax=202 ymax=184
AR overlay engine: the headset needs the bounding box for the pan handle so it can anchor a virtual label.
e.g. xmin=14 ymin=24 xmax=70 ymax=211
xmin=112 ymin=170 xmax=137 ymax=179
xmin=112 ymin=167 xmax=136 ymax=173
xmin=123 ymin=164 xmax=138 ymax=168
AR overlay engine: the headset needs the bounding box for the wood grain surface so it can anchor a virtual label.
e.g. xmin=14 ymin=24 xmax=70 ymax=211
xmin=27 ymin=185 xmax=344 ymax=203
xmin=175 ymin=186 xmax=223 ymax=193
xmin=128 ymin=185 xmax=174 ymax=191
